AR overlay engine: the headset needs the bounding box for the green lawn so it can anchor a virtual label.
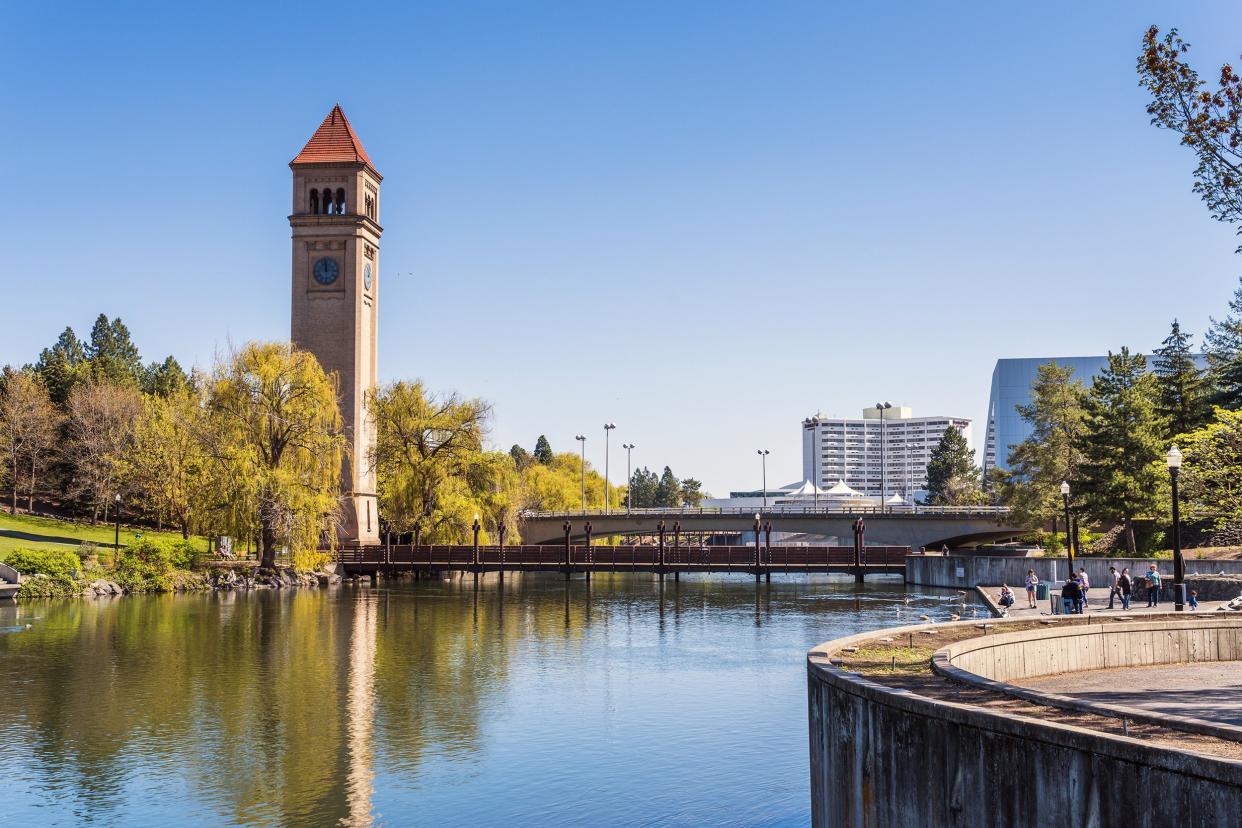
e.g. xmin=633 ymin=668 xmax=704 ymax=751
xmin=0 ymin=511 xmax=209 ymax=562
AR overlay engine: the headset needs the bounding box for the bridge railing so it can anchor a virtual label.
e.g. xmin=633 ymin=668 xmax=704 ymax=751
xmin=334 ymin=544 xmax=909 ymax=569
xmin=519 ymin=505 xmax=1009 ymax=519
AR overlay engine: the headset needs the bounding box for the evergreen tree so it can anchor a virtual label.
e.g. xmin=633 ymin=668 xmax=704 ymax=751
xmin=33 ymin=326 xmax=87 ymax=405
xmin=628 ymin=467 xmax=659 ymax=507
xmin=1076 ymin=348 xmax=1167 ymax=554
xmin=923 ymin=426 xmax=980 ymax=505
xmin=655 ymin=466 xmax=681 ymax=507
xmin=679 ymin=478 xmax=705 ymax=507
xmin=1204 ymin=277 xmax=1242 ymax=409
xmin=992 ymin=362 xmax=1088 ymax=527
xmin=141 ymin=355 xmax=191 ymax=398
xmin=509 ymin=444 xmax=532 ymax=470
xmin=85 ymin=314 xmax=143 ymax=387
xmin=1152 ymin=319 xmax=1210 ymax=437
xmin=533 ymin=435 xmax=553 ymax=465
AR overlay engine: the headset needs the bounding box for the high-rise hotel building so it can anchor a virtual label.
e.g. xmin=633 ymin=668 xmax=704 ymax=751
xmin=801 ymin=407 xmax=973 ymax=501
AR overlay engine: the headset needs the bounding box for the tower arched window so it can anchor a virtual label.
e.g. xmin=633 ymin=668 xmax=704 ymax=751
xmin=321 ymin=188 xmax=333 ymax=214
xmin=335 ymin=188 xmax=347 ymax=215
xmin=309 ymin=189 xmax=319 ymax=215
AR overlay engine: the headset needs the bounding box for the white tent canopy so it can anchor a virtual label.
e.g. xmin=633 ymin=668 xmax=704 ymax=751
xmin=822 ymin=480 xmax=864 ymax=498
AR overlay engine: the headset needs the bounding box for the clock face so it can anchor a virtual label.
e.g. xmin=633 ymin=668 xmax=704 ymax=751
xmin=363 ymin=263 xmax=373 ymax=291
xmin=313 ymin=257 xmax=339 ymax=285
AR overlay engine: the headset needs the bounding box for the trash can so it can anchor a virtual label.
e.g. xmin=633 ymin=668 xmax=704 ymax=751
xmin=1036 ymin=583 xmax=1049 ymax=601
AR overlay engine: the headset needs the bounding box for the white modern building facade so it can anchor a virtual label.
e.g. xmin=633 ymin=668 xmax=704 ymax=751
xmin=802 ymin=406 xmax=973 ymax=502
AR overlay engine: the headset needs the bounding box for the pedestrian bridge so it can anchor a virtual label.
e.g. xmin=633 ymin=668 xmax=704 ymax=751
xmin=518 ymin=505 xmax=1025 ymax=550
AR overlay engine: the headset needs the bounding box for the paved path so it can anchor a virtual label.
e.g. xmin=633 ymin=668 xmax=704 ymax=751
xmin=978 ymin=584 xmax=1233 ymax=618
xmin=1021 ymin=662 xmax=1242 ymax=727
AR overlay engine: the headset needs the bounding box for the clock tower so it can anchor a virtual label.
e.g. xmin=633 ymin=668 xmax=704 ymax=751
xmin=289 ymin=105 xmax=382 ymax=545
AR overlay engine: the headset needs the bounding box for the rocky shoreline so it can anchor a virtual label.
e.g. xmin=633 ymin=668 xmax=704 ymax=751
xmin=17 ymin=564 xmax=349 ymax=600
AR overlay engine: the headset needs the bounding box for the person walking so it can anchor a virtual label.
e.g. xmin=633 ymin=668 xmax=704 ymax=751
xmin=1118 ymin=567 xmax=1132 ymax=611
xmin=1078 ymin=567 xmax=1091 ymax=607
xmin=1106 ymin=566 xmax=1120 ymax=610
xmin=1189 ymin=589 xmax=1199 ymax=611
xmin=1146 ymin=563 xmax=1162 ymax=608
xmin=1062 ymin=576 xmax=1084 ymax=615
xmin=1025 ymin=569 xmax=1039 ymax=609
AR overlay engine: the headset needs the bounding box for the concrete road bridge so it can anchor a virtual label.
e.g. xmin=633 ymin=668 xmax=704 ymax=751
xmin=518 ymin=505 xmax=1026 ymax=550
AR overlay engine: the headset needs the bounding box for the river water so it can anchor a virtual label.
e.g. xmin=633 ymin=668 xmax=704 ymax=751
xmin=0 ymin=574 xmax=972 ymax=827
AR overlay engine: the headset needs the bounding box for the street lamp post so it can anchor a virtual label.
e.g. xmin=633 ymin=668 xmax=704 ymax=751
xmin=757 ymin=449 xmax=770 ymax=511
xmin=603 ymin=423 xmax=616 ymax=514
xmin=622 ymin=443 xmax=635 ymax=513
xmin=575 ymin=434 xmax=587 ymax=514
xmin=113 ymin=493 xmax=121 ymax=554
xmin=1168 ymin=446 xmax=1185 ymax=611
xmin=1060 ymin=481 xmax=1073 ymax=574
xmin=875 ymin=402 xmax=892 ymax=508
xmin=472 ymin=514 xmax=481 ymax=570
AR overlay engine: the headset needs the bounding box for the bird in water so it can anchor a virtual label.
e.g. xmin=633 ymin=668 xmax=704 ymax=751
xmin=949 ymin=614 xmax=961 ymax=621
xmin=904 ymin=596 xmax=913 ymax=605
xmin=919 ymin=614 xmax=932 ymax=622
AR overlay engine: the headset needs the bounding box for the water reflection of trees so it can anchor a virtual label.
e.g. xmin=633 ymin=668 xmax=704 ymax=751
xmin=0 ymin=574 xmax=912 ymax=825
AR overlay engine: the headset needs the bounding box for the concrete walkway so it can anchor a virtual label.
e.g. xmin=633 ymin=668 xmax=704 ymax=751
xmin=978 ymin=584 xmax=1235 ymax=618
xmin=1022 ymin=661 xmax=1242 ymax=727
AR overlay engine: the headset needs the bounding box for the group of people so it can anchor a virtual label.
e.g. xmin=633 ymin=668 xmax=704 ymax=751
xmin=997 ymin=563 xmax=1194 ymax=616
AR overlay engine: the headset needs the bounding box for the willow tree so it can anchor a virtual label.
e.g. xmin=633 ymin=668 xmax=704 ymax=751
xmin=124 ymin=387 xmax=211 ymax=538
xmin=209 ymin=342 xmax=344 ymax=570
xmin=369 ymin=380 xmax=513 ymax=543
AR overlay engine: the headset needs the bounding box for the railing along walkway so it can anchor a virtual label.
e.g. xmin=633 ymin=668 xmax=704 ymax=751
xmin=334 ymin=543 xmax=908 ymax=580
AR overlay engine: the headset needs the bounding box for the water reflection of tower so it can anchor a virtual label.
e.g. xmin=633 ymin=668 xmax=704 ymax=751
xmin=344 ymin=595 xmax=378 ymax=827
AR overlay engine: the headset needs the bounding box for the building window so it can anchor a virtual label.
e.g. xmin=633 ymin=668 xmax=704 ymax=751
xmin=309 ymin=189 xmax=319 ymax=214
xmin=336 ymin=188 xmax=347 ymax=214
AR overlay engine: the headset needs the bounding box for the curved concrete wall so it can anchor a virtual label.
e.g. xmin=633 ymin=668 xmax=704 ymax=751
xmin=938 ymin=619 xmax=1242 ymax=684
xmin=808 ymin=622 xmax=1242 ymax=828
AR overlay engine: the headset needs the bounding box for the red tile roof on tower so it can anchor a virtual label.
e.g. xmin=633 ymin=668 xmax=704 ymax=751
xmin=291 ymin=105 xmax=379 ymax=176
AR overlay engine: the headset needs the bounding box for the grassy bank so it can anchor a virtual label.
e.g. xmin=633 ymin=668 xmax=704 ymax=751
xmin=0 ymin=511 xmax=210 ymax=563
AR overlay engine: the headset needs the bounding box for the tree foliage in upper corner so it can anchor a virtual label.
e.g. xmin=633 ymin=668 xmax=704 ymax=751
xmin=992 ymin=362 xmax=1089 ymax=526
xmin=1139 ymin=26 xmax=1242 ymax=251
xmin=1153 ymin=318 xmax=1211 ymax=435
xmin=1075 ymin=348 xmax=1168 ymax=554
xmin=923 ymin=426 xmax=982 ymax=506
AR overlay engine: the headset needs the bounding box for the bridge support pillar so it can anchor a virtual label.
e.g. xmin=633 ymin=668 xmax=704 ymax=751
xmin=369 ymin=571 xmax=378 ymax=587
xmin=674 ymin=571 xmax=679 ymax=582
xmin=765 ymin=571 xmax=771 ymax=583
xmin=854 ymin=569 xmax=864 ymax=584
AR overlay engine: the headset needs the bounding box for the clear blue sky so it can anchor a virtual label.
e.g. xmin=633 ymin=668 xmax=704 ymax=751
xmin=4 ymin=1 xmax=1242 ymax=494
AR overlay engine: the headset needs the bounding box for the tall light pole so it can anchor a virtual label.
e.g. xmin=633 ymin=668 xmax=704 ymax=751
xmin=622 ymin=443 xmax=635 ymax=513
xmin=1167 ymin=446 xmax=1185 ymax=611
xmin=575 ymin=434 xmax=587 ymax=514
xmin=757 ymin=449 xmax=770 ymax=511
xmin=1060 ymin=481 xmax=1073 ymax=572
xmin=874 ymin=402 xmax=891 ymax=506
xmin=603 ymin=423 xmax=616 ymax=514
